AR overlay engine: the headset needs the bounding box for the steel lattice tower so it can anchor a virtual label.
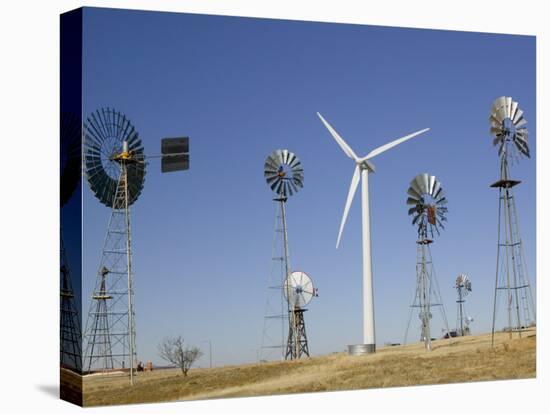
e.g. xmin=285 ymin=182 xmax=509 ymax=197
xmin=81 ymin=108 xmax=189 ymax=385
xmin=404 ymin=173 xmax=452 ymax=351
xmin=455 ymin=274 xmax=472 ymax=337
xmin=261 ymin=197 xmax=292 ymax=360
xmin=405 ymin=239 xmax=451 ymax=350
xmin=60 ymin=111 xmax=83 ymax=373
xmin=489 ymin=97 xmax=536 ymax=345
xmin=60 ymin=234 xmax=83 ymax=372
xmin=260 ymin=150 xmax=305 ymax=361
xmin=84 ymin=165 xmax=137 ymax=377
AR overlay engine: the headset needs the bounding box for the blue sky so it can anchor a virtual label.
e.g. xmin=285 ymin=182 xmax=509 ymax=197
xmin=78 ymin=7 xmax=536 ymax=367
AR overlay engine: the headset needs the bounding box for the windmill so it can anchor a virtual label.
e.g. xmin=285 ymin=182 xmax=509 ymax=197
xmin=317 ymin=112 xmax=429 ymax=354
xmin=404 ymin=173 xmax=452 ymax=350
xmin=60 ymin=112 xmax=83 ymax=372
xmin=82 ymin=108 xmax=189 ymax=384
xmin=489 ymin=96 xmax=536 ymax=345
xmin=283 ymin=271 xmax=317 ymax=359
xmin=455 ymin=274 xmax=472 ymax=336
xmin=260 ymin=149 xmax=304 ymax=360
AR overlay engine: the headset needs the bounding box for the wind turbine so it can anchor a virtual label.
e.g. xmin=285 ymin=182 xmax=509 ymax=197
xmin=317 ymin=112 xmax=429 ymax=354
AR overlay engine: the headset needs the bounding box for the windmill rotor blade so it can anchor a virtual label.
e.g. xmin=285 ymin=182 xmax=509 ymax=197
xmin=495 ymin=107 xmax=507 ymax=123
xmin=432 ymin=181 xmax=441 ymax=198
xmin=289 ymin=179 xmax=298 ymax=194
xmin=407 ymin=187 xmax=421 ymax=199
xmin=490 ymin=126 xmax=502 ymax=137
xmin=433 ymin=185 xmax=444 ymax=200
xmin=515 ymin=118 xmax=527 ymax=129
xmin=287 ymin=181 xmax=294 ymax=196
xmin=410 ymin=181 xmax=423 ymax=197
xmin=271 ymin=179 xmax=282 ymax=193
xmin=510 ymin=101 xmax=519 ymax=120
xmin=316 ymin=112 xmax=359 ymax=161
xmin=504 ymin=97 xmax=512 ymax=118
xmin=421 ymin=173 xmax=430 ymax=195
xmin=289 ymin=157 xmax=301 ymax=169
xmin=515 ymin=139 xmax=530 ymax=157
xmin=414 ymin=174 xmax=427 ymax=194
xmin=336 ymin=165 xmax=361 ymax=249
xmin=264 ymin=157 xmax=279 ymax=171
xmin=287 ymin=152 xmax=297 ymax=168
xmin=362 ymin=128 xmax=430 ymax=161
xmin=490 ymin=115 xmax=501 ymax=127
xmin=514 ymin=134 xmax=528 ymax=147
xmin=264 ymin=167 xmax=279 ymax=177
xmin=512 ymin=108 xmax=524 ymax=124
xmin=428 ymin=175 xmax=436 ymax=195
xmin=516 ymin=130 xmax=528 ymax=140
xmin=491 ymin=96 xmax=506 ymax=114
xmin=298 ymin=292 xmax=307 ymax=306
xmin=282 ymin=149 xmax=289 ymax=164
xmin=275 ymin=149 xmax=285 ymax=165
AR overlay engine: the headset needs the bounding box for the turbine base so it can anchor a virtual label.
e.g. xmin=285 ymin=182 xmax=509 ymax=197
xmin=347 ymin=344 xmax=376 ymax=356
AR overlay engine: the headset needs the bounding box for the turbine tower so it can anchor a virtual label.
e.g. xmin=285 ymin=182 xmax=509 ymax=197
xmin=317 ymin=112 xmax=429 ymax=354
xmin=489 ymin=96 xmax=536 ymax=345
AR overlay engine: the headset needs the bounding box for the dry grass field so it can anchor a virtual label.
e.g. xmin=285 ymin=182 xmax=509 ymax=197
xmin=78 ymin=330 xmax=535 ymax=407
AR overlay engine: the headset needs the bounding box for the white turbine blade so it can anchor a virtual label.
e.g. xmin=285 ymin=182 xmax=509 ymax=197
xmin=336 ymin=165 xmax=361 ymax=249
xmin=317 ymin=112 xmax=359 ymax=161
xmin=361 ymin=128 xmax=430 ymax=161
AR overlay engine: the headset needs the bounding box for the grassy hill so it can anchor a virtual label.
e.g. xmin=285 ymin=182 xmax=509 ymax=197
xmin=77 ymin=329 xmax=535 ymax=407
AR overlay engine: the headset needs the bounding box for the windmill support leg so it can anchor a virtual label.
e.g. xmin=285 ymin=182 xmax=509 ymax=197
xmin=123 ymin=164 xmax=136 ymax=385
xmin=285 ymin=308 xmax=310 ymax=359
xmin=361 ymin=169 xmax=376 ymax=353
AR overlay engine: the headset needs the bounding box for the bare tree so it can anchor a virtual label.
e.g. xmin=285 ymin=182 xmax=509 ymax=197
xmin=158 ymin=336 xmax=203 ymax=377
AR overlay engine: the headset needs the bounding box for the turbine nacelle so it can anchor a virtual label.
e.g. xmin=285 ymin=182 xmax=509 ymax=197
xmin=358 ymin=158 xmax=376 ymax=173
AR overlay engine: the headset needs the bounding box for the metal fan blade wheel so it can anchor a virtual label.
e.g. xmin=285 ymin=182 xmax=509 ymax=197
xmin=283 ymin=271 xmax=314 ymax=308
xmin=83 ymin=108 xmax=146 ymax=208
xmin=264 ymin=149 xmax=304 ymax=197
xmin=406 ymin=173 xmax=447 ymax=238
xmin=489 ymin=96 xmax=530 ymax=159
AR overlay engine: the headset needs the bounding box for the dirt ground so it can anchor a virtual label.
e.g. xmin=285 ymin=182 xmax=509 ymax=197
xmin=75 ymin=329 xmax=535 ymax=407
